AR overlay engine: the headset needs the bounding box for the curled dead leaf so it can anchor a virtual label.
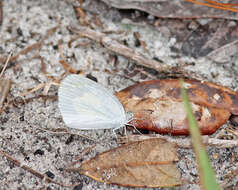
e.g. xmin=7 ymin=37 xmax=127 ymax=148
xmin=76 ymin=138 xmax=181 ymax=187
xmin=115 ymin=79 xmax=237 ymax=135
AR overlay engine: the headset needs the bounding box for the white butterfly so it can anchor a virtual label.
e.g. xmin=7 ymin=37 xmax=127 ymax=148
xmin=58 ymin=74 xmax=133 ymax=130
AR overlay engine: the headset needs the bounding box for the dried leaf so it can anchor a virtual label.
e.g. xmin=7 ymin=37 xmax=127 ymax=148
xmin=207 ymin=39 xmax=238 ymax=63
xmin=98 ymin=0 xmax=238 ymax=20
xmin=115 ymin=79 xmax=237 ymax=135
xmin=83 ymin=1 xmax=238 ymax=60
xmin=78 ymin=138 xmax=181 ymax=187
xmin=181 ymin=20 xmax=238 ymax=59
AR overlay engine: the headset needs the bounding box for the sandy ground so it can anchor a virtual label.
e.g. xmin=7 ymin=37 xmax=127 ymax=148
xmin=0 ymin=0 xmax=238 ymax=189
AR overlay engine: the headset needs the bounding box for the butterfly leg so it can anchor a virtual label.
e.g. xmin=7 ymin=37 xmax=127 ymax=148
xmin=112 ymin=128 xmax=119 ymax=139
xmin=112 ymin=125 xmax=125 ymax=139
xmin=126 ymin=124 xmax=142 ymax=135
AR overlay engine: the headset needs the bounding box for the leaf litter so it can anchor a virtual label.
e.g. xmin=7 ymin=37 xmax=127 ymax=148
xmin=69 ymin=138 xmax=182 ymax=188
xmin=1 ymin=0 xmax=238 ymax=189
xmin=116 ymin=78 xmax=238 ymax=135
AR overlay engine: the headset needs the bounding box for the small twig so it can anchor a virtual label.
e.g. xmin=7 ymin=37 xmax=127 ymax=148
xmin=68 ymin=35 xmax=81 ymax=48
xmin=0 ymin=26 xmax=58 ymax=64
xmin=75 ymin=41 xmax=92 ymax=48
xmin=68 ymin=35 xmax=92 ymax=48
xmin=23 ymin=95 xmax=57 ymax=103
xmin=58 ymin=44 xmax=79 ymax=74
xmin=69 ymin=27 xmax=182 ymax=74
xmin=0 ymin=149 xmax=72 ymax=188
xmin=226 ymin=128 xmax=238 ymax=137
xmin=133 ymin=32 xmax=148 ymax=53
xmin=118 ymin=134 xmax=238 ymax=148
xmin=73 ymin=7 xmax=90 ymax=26
xmin=0 ymin=95 xmax=57 ymax=115
xmin=20 ymin=59 xmax=64 ymax=96
xmin=40 ymin=57 xmax=47 ymax=76
xmin=93 ymin=14 xmax=104 ymax=29
xmin=36 ymin=127 xmax=97 ymax=142
xmin=0 ymin=52 xmax=12 ymax=108
xmin=59 ymin=60 xmax=78 ymax=74
xmin=20 ymin=83 xmax=46 ymax=96
xmin=0 ymin=52 xmax=12 ymax=77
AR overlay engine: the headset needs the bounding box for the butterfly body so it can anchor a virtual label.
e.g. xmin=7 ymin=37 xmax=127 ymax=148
xmin=58 ymin=74 xmax=131 ymax=130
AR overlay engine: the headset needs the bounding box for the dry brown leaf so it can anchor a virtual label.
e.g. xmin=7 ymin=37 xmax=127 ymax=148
xmin=115 ymin=79 xmax=237 ymax=135
xmin=76 ymin=138 xmax=181 ymax=187
xmin=207 ymin=39 xmax=238 ymax=63
xmin=98 ymin=0 xmax=238 ymax=20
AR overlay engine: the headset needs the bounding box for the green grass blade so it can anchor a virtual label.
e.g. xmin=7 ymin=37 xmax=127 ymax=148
xmin=180 ymin=78 xmax=220 ymax=190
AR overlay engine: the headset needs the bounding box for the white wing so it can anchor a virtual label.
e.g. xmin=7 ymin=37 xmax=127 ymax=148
xmin=58 ymin=74 xmax=127 ymax=129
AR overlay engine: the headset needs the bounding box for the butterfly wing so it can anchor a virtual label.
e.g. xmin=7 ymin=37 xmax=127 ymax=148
xmin=58 ymin=74 xmax=127 ymax=129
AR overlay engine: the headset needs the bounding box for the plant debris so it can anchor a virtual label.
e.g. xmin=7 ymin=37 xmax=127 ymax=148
xmin=69 ymin=138 xmax=182 ymax=188
xmin=115 ymin=78 xmax=238 ymax=135
xmin=97 ymin=0 xmax=238 ymax=19
xmin=0 ymin=149 xmax=72 ymax=188
xmin=69 ymin=27 xmax=183 ymax=75
xmin=0 ymin=53 xmax=12 ymax=109
xmin=119 ymin=134 xmax=238 ymax=148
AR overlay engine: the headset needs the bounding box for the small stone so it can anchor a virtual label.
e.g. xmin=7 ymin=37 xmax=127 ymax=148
xmin=34 ymin=149 xmax=44 ymax=156
xmin=19 ymin=115 xmax=24 ymax=121
xmin=228 ymin=21 xmax=236 ymax=27
xmin=86 ymin=74 xmax=97 ymax=82
xmin=45 ymin=171 xmax=55 ymax=179
xmin=17 ymin=27 xmax=23 ymax=36
xmin=73 ymin=183 xmax=83 ymax=190
xmin=53 ymin=44 xmax=58 ymax=50
xmin=65 ymin=135 xmax=74 ymax=145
